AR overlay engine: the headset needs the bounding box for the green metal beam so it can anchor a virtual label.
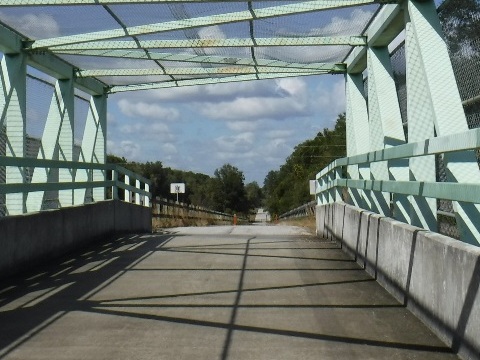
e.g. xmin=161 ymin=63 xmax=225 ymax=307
xmin=109 ymin=71 xmax=322 ymax=93
xmin=30 ymin=0 xmax=381 ymax=49
xmin=77 ymin=65 xmax=338 ymax=77
xmin=49 ymin=36 xmax=367 ymax=51
xmin=27 ymin=51 xmax=107 ymax=95
xmin=51 ymin=49 xmax=346 ymax=71
xmin=0 ymin=0 xmax=395 ymax=6
xmin=0 ymin=23 xmax=23 ymax=54
xmin=328 ymin=178 xmax=480 ymax=205
xmin=345 ymin=4 xmax=402 ymax=73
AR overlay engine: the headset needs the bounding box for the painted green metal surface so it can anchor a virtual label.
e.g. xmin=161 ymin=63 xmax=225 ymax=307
xmin=53 ymin=49 xmax=344 ymax=71
xmin=77 ymin=66 xmax=336 ymax=77
xmin=30 ymin=0 xmax=379 ymax=49
xmin=0 ymin=0 xmax=397 ymax=5
xmin=109 ymin=72 xmax=321 ymax=92
xmin=48 ymin=36 xmax=367 ymax=51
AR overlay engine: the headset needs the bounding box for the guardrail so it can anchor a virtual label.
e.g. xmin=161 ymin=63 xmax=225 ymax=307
xmin=0 ymin=156 xmax=151 ymax=215
xmin=279 ymin=201 xmax=316 ymax=220
xmin=152 ymin=197 xmax=242 ymax=224
xmin=315 ymin=127 xmax=480 ymax=244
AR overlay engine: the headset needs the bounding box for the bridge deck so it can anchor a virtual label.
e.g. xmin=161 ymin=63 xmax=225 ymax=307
xmin=0 ymin=225 xmax=459 ymax=359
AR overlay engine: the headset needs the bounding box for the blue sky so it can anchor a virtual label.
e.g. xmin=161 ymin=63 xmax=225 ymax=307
xmin=107 ymin=74 xmax=346 ymax=185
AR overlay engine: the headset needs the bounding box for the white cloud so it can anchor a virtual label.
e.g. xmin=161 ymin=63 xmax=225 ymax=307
xmin=275 ymin=78 xmax=307 ymax=97
xmin=199 ymin=94 xmax=308 ymax=121
xmin=226 ymin=120 xmax=260 ymax=132
xmin=314 ymin=78 xmax=346 ymax=123
xmin=117 ymin=99 xmax=180 ymax=121
xmin=263 ymin=8 xmax=373 ymax=63
xmin=214 ymin=132 xmax=255 ymax=153
xmin=162 ymin=143 xmax=178 ymax=154
xmin=198 ymin=25 xmax=226 ymax=40
xmin=311 ymin=8 xmax=373 ymax=36
xmin=131 ymin=80 xmax=274 ymax=104
xmin=108 ymin=140 xmax=141 ymax=160
xmin=119 ymin=121 xmax=173 ymax=141
xmin=0 ymin=12 xmax=60 ymax=38
xmin=265 ymin=129 xmax=294 ymax=139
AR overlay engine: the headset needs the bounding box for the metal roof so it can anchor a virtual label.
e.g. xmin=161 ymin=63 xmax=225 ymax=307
xmin=0 ymin=0 xmax=395 ymax=93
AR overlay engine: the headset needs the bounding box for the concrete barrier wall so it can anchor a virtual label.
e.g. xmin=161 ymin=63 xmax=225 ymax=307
xmin=317 ymin=202 xmax=480 ymax=360
xmin=0 ymin=200 xmax=151 ymax=278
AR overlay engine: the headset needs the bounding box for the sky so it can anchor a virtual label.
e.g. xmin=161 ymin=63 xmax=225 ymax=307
xmin=0 ymin=0 xmax=449 ymax=187
xmin=106 ymin=74 xmax=346 ymax=185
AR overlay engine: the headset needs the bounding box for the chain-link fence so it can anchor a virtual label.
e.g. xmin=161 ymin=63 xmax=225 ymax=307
xmin=386 ymin=1 xmax=480 ymax=239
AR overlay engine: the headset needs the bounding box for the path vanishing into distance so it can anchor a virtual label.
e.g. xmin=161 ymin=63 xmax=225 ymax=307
xmin=0 ymin=225 xmax=459 ymax=360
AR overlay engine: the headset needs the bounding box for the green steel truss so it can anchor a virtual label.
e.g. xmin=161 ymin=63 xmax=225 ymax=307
xmin=3 ymin=0 xmax=480 ymax=248
xmin=0 ymin=0 xmax=391 ymax=89
xmin=48 ymin=36 xmax=367 ymax=51
xmin=1 ymin=0 xmax=396 ymax=6
xmin=29 ymin=0 xmax=378 ymax=49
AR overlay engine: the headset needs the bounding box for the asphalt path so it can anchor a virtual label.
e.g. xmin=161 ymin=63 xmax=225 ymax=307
xmin=0 ymin=225 xmax=459 ymax=359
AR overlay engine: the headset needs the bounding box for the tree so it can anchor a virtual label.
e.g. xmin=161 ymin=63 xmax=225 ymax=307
xmin=262 ymin=113 xmax=346 ymax=215
xmin=245 ymin=181 xmax=263 ymax=210
xmin=439 ymin=0 xmax=480 ymax=55
xmin=213 ymin=163 xmax=248 ymax=214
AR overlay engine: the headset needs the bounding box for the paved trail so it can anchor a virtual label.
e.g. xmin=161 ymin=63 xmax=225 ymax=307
xmin=0 ymin=225 xmax=458 ymax=359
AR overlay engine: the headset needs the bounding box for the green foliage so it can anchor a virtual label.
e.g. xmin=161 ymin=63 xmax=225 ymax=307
xmin=107 ymin=155 xmax=261 ymax=216
xmin=263 ymin=113 xmax=346 ymax=216
xmin=439 ymin=0 xmax=480 ymax=54
xmin=213 ymin=163 xmax=249 ymax=214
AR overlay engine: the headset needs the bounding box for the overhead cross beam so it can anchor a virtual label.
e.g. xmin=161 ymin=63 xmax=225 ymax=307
xmin=48 ymin=36 xmax=367 ymax=51
xmin=108 ymin=71 xmax=323 ymax=93
xmin=54 ymin=49 xmax=347 ymax=71
xmin=76 ymin=65 xmax=340 ymax=77
xmin=29 ymin=0 xmax=384 ymax=49
xmin=0 ymin=0 xmax=396 ymax=6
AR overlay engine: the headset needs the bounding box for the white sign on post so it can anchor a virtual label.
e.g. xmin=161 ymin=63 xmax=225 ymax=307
xmin=170 ymin=183 xmax=186 ymax=202
xmin=309 ymin=180 xmax=317 ymax=195
xmin=170 ymin=183 xmax=186 ymax=194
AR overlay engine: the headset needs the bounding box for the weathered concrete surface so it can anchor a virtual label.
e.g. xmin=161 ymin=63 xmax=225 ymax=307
xmin=0 ymin=200 xmax=151 ymax=279
xmin=0 ymin=225 xmax=458 ymax=359
xmin=317 ymin=202 xmax=480 ymax=360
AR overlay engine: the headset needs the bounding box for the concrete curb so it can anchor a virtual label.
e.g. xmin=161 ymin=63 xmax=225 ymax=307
xmin=0 ymin=200 xmax=151 ymax=279
xmin=317 ymin=202 xmax=480 ymax=360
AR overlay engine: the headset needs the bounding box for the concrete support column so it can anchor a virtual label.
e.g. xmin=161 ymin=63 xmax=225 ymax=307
xmin=345 ymin=73 xmax=371 ymax=210
xmin=367 ymin=46 xmax=409 ymax=221
xmin=408 ymin=0 xmax=480 ymax=244
xmin=1 ymin=53 xmax=27 ymax=215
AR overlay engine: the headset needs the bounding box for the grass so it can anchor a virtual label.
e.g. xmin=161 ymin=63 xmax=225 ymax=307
xmin=278 ymin=216 xmax=316 ymax=235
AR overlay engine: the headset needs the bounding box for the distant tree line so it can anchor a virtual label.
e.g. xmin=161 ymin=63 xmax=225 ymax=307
xmin=108 ymin=155 xmax=263 ymax=217
xmin=109 ymin=113 xmax=346 ymax=218
xmin=263 ymin=113 xmax=346 ymax=216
